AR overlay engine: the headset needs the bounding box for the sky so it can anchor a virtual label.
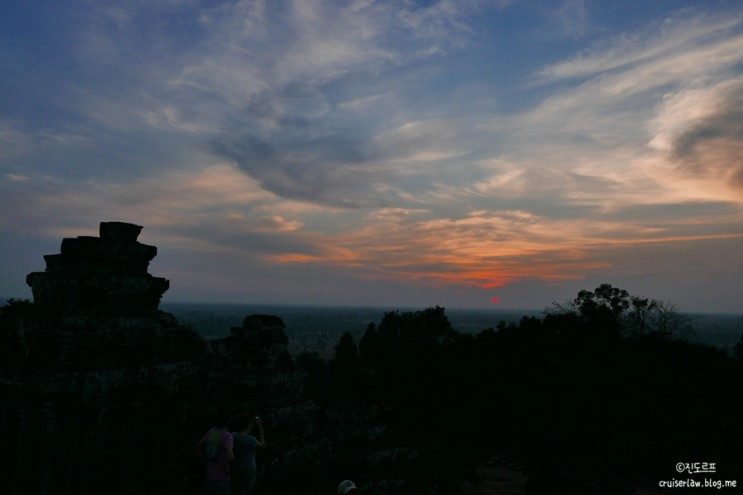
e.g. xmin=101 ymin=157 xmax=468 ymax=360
xmin=1 ymin=0 xmax=742 ymax=313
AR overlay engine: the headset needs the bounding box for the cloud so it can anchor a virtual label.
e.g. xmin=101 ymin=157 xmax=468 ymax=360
xmin=553 ymin=0 xmax=592 ymax=39
xmin=4 ymin=173 xmax=29 ymax=182
xmin=7 ymin=0 xmax=488 ymax=207
xmin=210 ymin=84 xmax=388 ymax=207
xmin=653 ymin=81 xmax=743 ymax=188
xmin=538 ymin=13 xmax=742 ymax=81
xmin=201 ymin=1 xmax=483 ymax=206
xmin=337 ymin=92 xmax=389 ymax=110
xmin=0 ymin=122 xmax=31 ymax=158
xmin=262 ymin=208 xmax=686 ymax=290
xmin=475 ymin=9 xmax=743 ymax=215
xmin=253 ymin=201 xmax=743 ymax=303
xmin=0 ymin=121 xmax=89 ymax=159
xmin=0 ymin=162 xmax=308 ymax=249
xmin=396 ymin=0 xmax=480 ymax=51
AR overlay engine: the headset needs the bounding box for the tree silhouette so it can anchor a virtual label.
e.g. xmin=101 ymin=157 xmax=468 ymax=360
xmin=330 ymin=331 xmax=362 ymax=399
xmin=574 ymin=283 xmax=630 ymax=334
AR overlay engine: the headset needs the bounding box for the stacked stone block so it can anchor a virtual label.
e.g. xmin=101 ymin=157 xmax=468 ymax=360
xmin=26 ymin=222 xmax=169 ymax=316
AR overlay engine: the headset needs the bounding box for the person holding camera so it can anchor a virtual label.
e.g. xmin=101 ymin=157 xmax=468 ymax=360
xmin=227 ymin=413 xmax=266 ymax=495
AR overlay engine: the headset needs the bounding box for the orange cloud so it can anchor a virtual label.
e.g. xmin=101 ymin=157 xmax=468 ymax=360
xmin=261 ymin=209 xmax=653 ymax=291
xmin=267 ymin=254 xmax=320 ymax=263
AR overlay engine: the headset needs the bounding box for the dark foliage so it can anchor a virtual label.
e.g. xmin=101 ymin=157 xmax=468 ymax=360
xmin=3 ymin=285 xmax=743 ymax=495
xmin=0 ymin=299 xmax=42 ymax=362
xmin=305 ymin=288 xmax=743 ymax=493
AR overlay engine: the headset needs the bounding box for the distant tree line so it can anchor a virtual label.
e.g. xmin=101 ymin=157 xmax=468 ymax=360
xmin=296 ymin=284 xmax=743 ymax=494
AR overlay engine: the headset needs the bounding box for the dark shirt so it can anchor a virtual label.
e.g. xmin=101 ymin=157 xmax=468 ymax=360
xmin=232 ymin=433 xmax=259 ymax=473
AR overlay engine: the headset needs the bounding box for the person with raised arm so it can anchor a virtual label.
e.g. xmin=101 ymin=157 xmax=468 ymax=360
xmin=228 ymin=413 xmax=266 ymax=495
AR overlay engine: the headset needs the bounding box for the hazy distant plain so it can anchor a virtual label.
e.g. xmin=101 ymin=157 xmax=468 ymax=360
xmin=162 ymin=302 xmax=743 ymax=359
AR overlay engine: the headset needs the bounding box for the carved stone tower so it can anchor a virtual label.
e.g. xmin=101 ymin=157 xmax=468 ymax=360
xmin=21 ymin=222 xmax=187 ymax=367
xmin=26 ymin=221 xmax=169 ymax=316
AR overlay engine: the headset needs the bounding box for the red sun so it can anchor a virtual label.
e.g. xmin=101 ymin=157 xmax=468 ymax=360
xmin=490 ymin=297 xmax=500 ymax=304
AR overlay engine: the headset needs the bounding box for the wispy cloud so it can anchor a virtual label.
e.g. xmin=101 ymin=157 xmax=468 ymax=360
xmin=478 ymin=9 xmax=743 ymax=216
xmin=538 ymin=13 xmax=742 ymax=81
xmin=262 ymin=206 xmax=743 ymax=292
xmin=553 ymin=0 xmax=592 ymax=39
xmin=201 ymin=1 xmax=485 ymax=206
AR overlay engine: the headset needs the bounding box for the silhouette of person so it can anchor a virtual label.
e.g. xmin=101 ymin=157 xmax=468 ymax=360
xmin=228 ymin=413 xmax=266 ymax=495
xmin=196 ymin=422 xmax=234 ymax=495
xmin=337 ymin=479 xmax=358 ymax=494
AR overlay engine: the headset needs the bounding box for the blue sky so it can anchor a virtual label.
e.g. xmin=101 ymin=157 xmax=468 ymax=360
xmin=2 ymin=0 xmax=742 ymax=312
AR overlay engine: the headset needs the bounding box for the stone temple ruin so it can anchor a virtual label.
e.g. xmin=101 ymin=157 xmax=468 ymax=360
xmin=1 ymin=221 xmax=302 ymax=495
xmin=26 ymin=221 xmax=169 ymax=316
xmin=22 ymin=221 xmax=189 ymax=367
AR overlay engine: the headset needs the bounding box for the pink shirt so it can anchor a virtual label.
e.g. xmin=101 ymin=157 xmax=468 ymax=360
xmin=199 ymin=428 xmax=233 ymax=481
